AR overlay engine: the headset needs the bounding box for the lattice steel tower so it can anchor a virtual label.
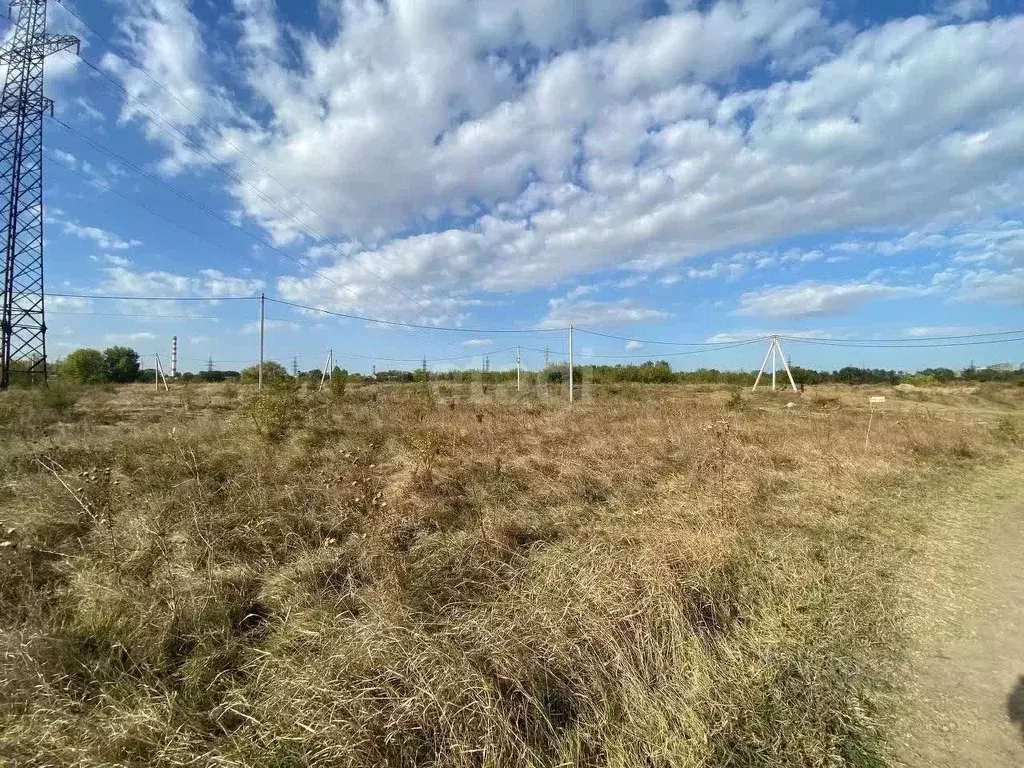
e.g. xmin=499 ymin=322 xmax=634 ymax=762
xmin=0 ymin=0 xmax=78 ymax=388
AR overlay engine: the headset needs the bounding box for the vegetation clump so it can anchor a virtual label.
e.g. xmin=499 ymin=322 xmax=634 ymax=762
xmin=0 ymin=380 xmax=1021 ymax=767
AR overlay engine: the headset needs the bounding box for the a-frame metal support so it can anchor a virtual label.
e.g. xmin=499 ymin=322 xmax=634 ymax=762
xmin=752 ymin=335 xmax=798 ymax=393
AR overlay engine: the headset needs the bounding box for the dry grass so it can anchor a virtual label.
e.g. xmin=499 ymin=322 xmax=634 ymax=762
xmin=1 ymin=381 xmax=1022 ymax=767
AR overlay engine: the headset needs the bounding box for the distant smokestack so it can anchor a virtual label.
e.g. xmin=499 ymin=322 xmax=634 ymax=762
xmin=171 ymin=336 xmax=178 ymax=377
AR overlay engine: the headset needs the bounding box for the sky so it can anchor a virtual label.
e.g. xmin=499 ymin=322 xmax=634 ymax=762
xmin=21 ymin=0 xmax=1024 ymax=373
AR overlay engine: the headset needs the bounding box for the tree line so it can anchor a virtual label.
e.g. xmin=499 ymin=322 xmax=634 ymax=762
xmin=52 ymin=347 xmax=1023 ymax=387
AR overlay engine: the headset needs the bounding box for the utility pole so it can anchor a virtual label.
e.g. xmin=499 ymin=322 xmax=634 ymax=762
xmin=319 ymin=348 xmax=332 ymax=392
xmin=292 ymin=356 xmax=298 ymax=378
xmin=153 ymin=353 xmax=168 ymax=391
xmin=171 ymin=335 xmax=177 ymax=377
xmin=206 ymin=356 xmax=213 ymax=374
xmin=568 ymin=323 xmax=574 ymax=404
xmin=516 ymin=345 xmax=521 ymax=392
xmin=422 ymin=356 xmax=427 ymax=376
xmin=0 ymin=1 xmax=79 ymax=389
xmin=752 ymin=336 xmax=797 ymax=393
xmin=258 ymin=292 xmax=265 ymax=392
xmin=544 ymin=346 xmax=550 ymax=367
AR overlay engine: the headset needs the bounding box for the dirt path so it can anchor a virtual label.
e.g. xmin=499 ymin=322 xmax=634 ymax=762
xmin=897 ymin=462 xmax=1024 ymax=767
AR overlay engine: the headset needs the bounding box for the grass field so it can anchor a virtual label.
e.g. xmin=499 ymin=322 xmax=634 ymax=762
xmin=1 ymin=380 xmax=1022 ymax=767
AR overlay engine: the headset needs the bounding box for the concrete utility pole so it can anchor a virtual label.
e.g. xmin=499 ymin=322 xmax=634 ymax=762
xmin=568 ymin=323 xmax=574 ymax=403
xmin=154 ymin=353 xmax=168 ymax=391
xmin=752 ymin=335 xmax=797 ymax=393
xmin=258 ymin=292 xmax=265 ymax=392
xmin=171 ymin=336 xmax=177 ymax=377
xmin=516 ymin=345 xmax=521 ymax=392
xmin=319 ymin=349 xmax=333 ymax=392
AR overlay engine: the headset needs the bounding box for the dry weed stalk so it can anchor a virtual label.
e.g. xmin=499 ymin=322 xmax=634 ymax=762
xmin=0 ymin=381 xmax=1020 ymax=767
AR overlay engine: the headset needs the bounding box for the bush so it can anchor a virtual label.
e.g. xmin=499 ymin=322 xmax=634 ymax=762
xmin=240 ymin=361 xmax=290 ymax=384
xmin=61 ymin=348 xmax=107 ymax=384
xmin=103 ymin=346 xmax=141 ymax=383
xmin=329 ymin=367 xmax=348 ymax=399
xmin=242 ymin=378 xmax=303 ymax=440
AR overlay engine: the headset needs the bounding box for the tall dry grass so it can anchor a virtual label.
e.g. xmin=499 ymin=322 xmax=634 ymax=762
xmin=0 ymin=381 xmax=1021 ymax=767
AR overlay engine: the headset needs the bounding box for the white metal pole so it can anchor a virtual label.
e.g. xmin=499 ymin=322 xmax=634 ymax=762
xmin=752 ymin=339 xmax=774 ymax=392
xmin=771 ymin=336 xmax=777 ymax=391
xmin=154 ymin=354 xmax=158 ymax=391
xmin=258 ymin=292 xmax=265 ymax=393
xmin=171 ymin=336 xmax=177 ymax=377
xmin=516 ymin=345 xmax=521 ymax=393
xmin=776 ymin=338 xmax=798 ymax=392
xmin=568 ymin=324 xmax=574 ymax=403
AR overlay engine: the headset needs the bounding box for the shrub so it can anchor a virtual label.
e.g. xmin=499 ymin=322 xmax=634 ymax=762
xmin=242 ymin=378 xmax=303 ymax=440
xmin=61 ymin=348 xmax=107 ymax=384
xmin=103 ymin=346 xmax=141 ymax=383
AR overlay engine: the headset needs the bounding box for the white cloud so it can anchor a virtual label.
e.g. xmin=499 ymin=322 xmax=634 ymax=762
xmin=189 ymin=335 xmax=211 ymax=344
xmin=61 ymin=221 xmax=141 ymax=250
xmin=104 ymin=331 xmax=157 ymax=342
xmin=954 ymin=268 xmax=1024 ymax=305
xmin=99 ymin=266 xmax=264 ymax=298
xmin=53 ymin=149 xmax=78 ymax=165
xmin=737 ymin=280 xmax=931 ymax=317
xmin=935 ymin=1 xmax=989 ymax=22
xmin=103 ymin=2 xmax=1024 ymax=314
xmin=906 ymin=325 xmax=982 ymax=337
xmin=47 ymin=295 xmax=92 ymax=311
xmin=461 ymin=338 xmax=493 ymax=347
xmin=625 ymin=340 xmax=644 ymax=350
xmin=537 ymin=297 xmax=670 ymax=329
xmin=705 ymin=329 xmax=834 ymax=343
xmin=241 ymin=319 xmax=299 ymax=334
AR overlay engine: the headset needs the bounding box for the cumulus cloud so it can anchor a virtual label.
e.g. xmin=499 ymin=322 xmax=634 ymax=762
xmin=99 ymin=1 xmax=1024 ymax=318
xmin=736 ymin=280 xmax=931 ymax=318
xmin=461 ymin=338 xmax=493 ymax=347
xmin=538 ymin=298 xmax=670 ymax=329
xmin=99 ymin=266 xmax=264 ymax=298
xmin=625 ymin=340 xmax=644 ymax=350
xmin=60 ymin=220 xmax=141 ymax=250
xmin=954 ymin=268 xmax=1024 ymax=305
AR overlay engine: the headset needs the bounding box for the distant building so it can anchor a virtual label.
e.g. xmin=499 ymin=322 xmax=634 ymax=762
xmin=986 ymin=362 xmax=1014 ymax=372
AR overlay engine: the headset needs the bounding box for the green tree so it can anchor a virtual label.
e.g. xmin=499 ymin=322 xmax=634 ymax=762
xmin=62 ymin=348 xmax=107 ymax=384
xmin=330 ymin=367 xmax=348 ymax=398
xmin=240 ymin=361 xmax=290 ymax=383
xmin=103 ymin=346 xmax=141 ymax=383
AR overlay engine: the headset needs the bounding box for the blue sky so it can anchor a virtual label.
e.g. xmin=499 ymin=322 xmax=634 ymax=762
xmin=25 ymin=0 xmax=1024 ymax=373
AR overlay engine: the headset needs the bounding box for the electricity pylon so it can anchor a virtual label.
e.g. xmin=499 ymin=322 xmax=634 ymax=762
xmin=0 ymin=0 xmax=79 ymax=389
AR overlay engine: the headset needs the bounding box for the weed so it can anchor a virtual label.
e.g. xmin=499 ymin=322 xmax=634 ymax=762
xmin=0 ymin=381 xmax=1020 ymax=767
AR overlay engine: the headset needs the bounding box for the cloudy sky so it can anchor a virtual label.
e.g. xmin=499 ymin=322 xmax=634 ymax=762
xmin=32 ymin=0 xmax=1024 ymax=372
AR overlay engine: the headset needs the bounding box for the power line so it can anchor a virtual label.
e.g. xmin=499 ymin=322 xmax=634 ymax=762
xmin=46 ymin=128 xmax=475 ymax=359
xmin=781 ymin=335 xmax=1024 ymax=349
xmin=265 ymin=296 xmax=567 ymax=334
xmin=575 ymin=338 xmax=767 ymax=359
xmin=55 ymin=43 xmax=448 ymax=322
xmin=574 ymin=327 xmax=765 ymax=346
xmin=47 ymin=292 xmax=254 ymax=302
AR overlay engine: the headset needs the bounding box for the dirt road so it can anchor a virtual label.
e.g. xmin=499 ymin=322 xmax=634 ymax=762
xmin=898 ymin=463 xmax=1024 ymax=767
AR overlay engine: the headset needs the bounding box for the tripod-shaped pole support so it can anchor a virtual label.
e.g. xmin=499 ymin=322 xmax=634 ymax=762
xmin=752 ymin=335 xmax=798 ymax=393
